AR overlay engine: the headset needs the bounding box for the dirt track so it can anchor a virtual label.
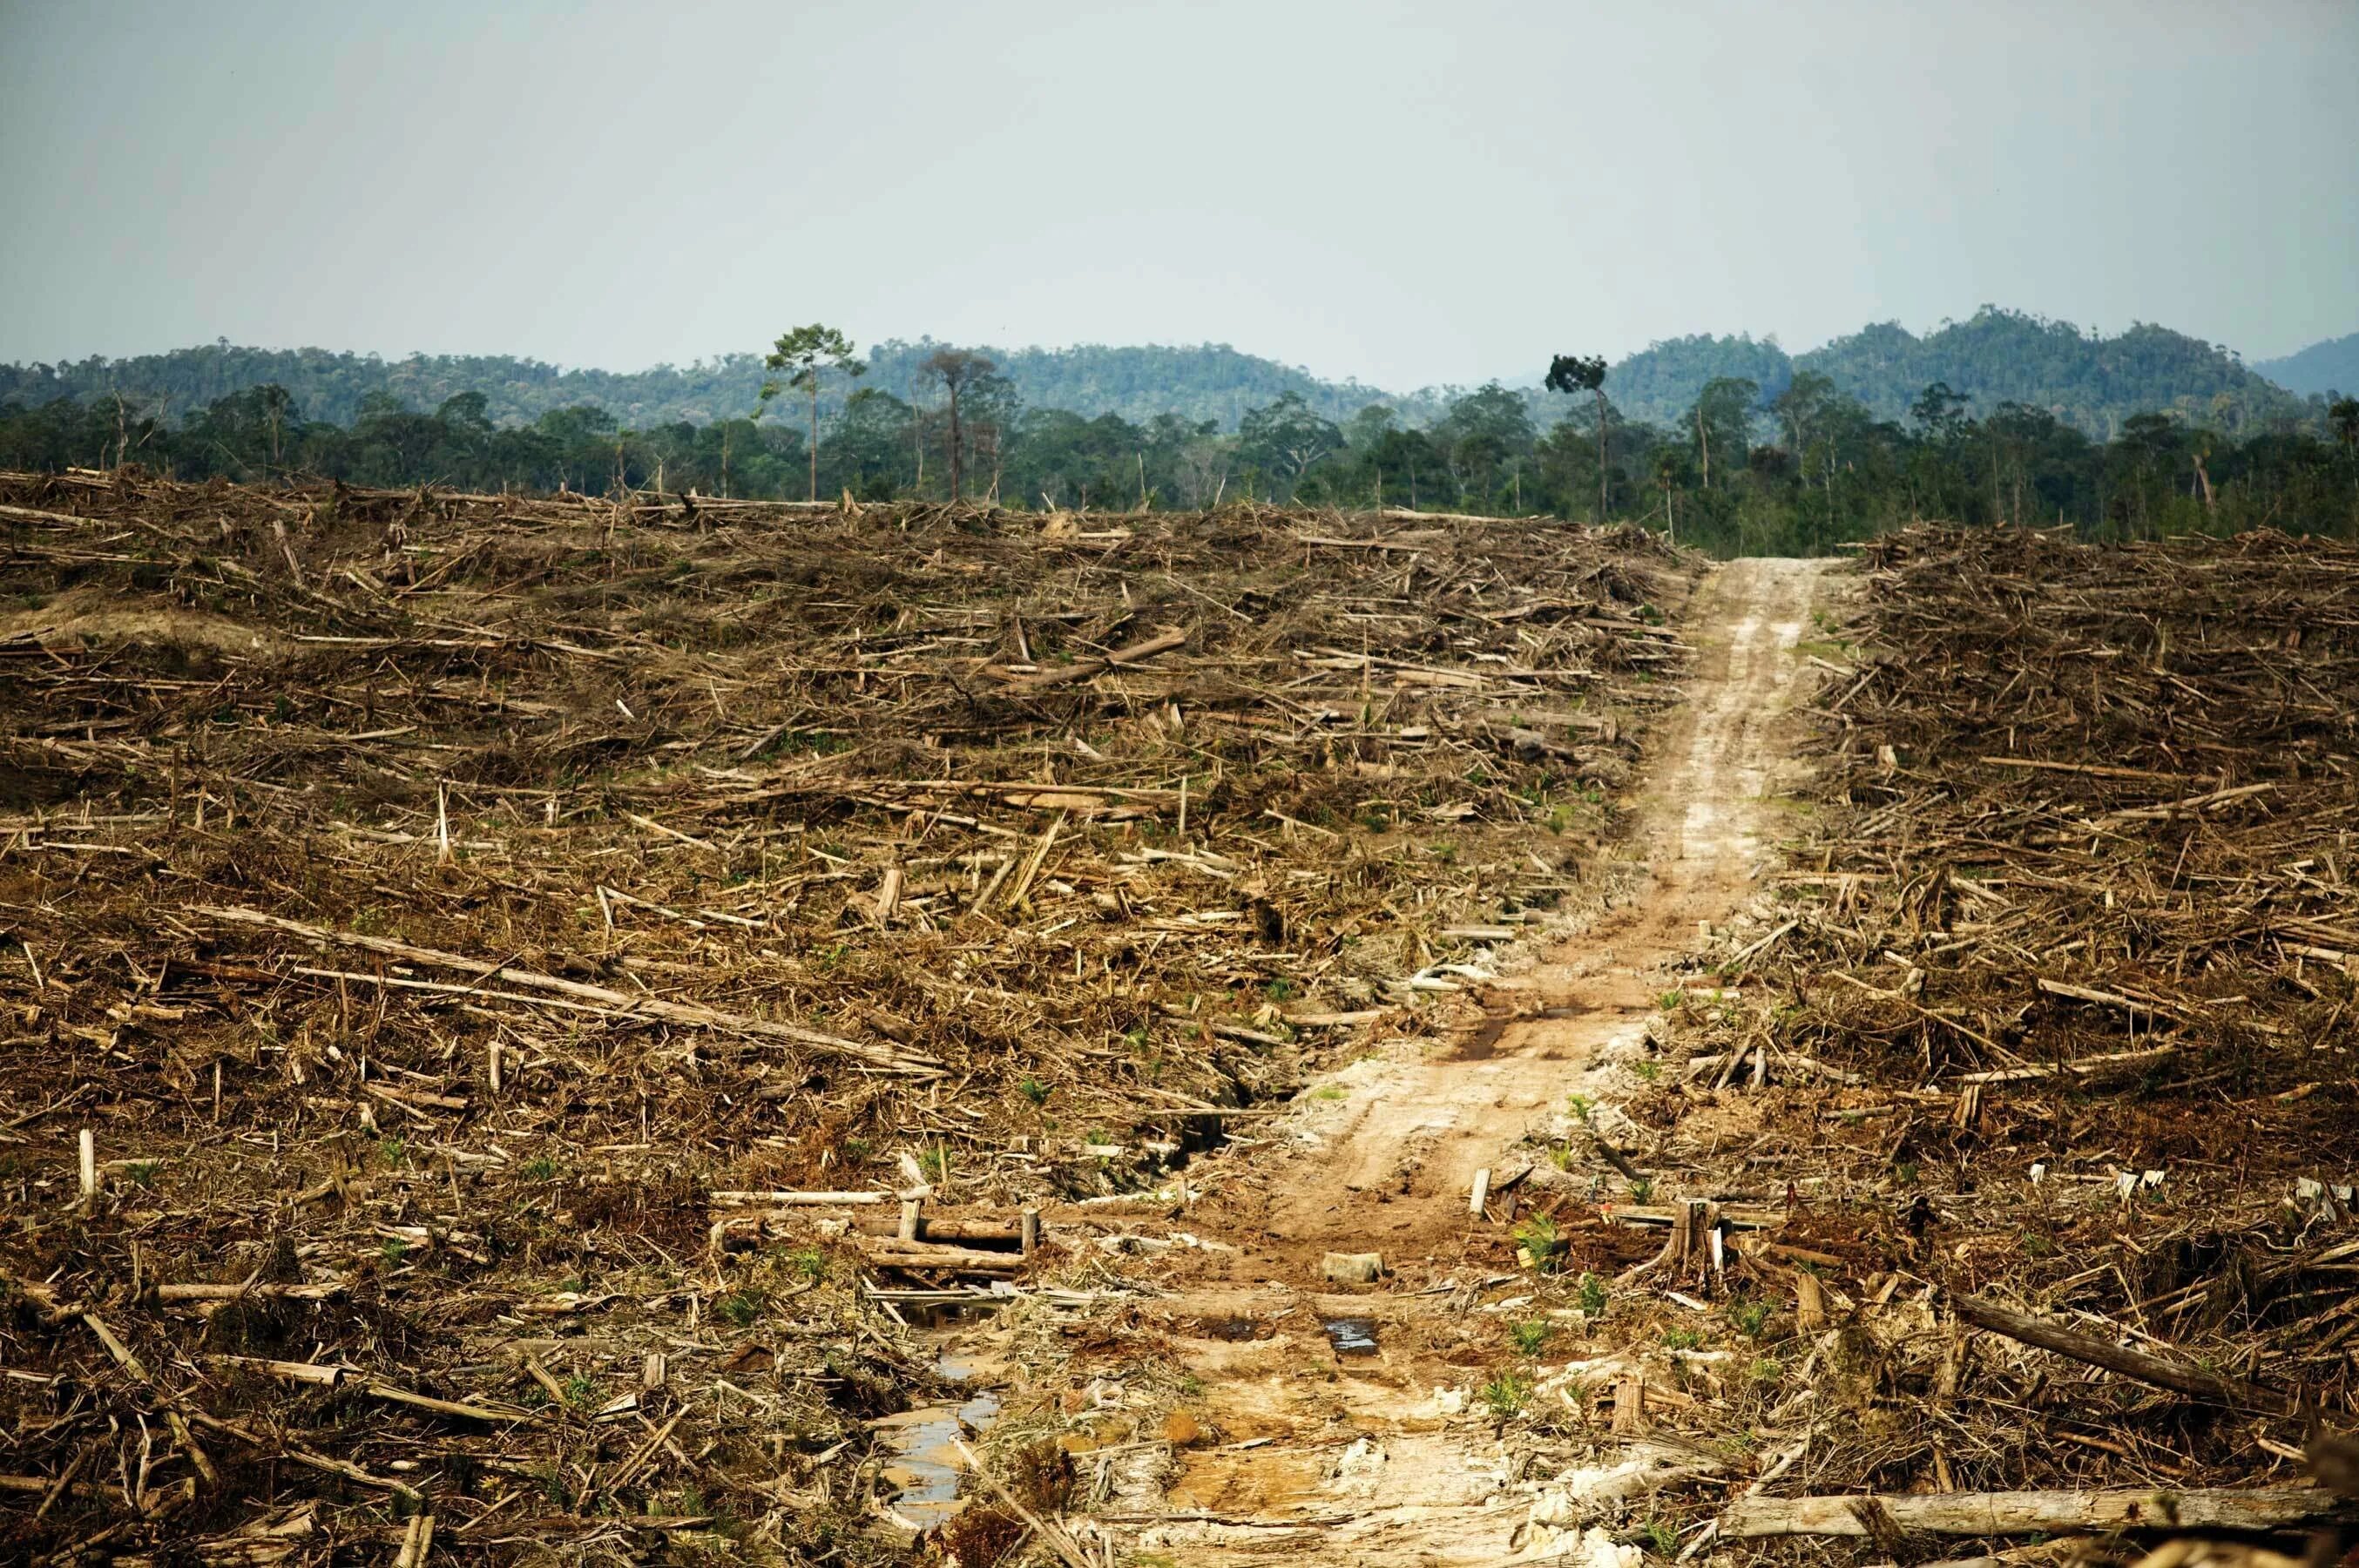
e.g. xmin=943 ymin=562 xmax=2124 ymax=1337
xmin=1101 ymin=556 xmax=1829 ymax=1565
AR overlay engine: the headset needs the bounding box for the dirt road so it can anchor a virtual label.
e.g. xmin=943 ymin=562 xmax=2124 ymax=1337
xmin=1092 ymin=557 xmax=1831 ymax=1565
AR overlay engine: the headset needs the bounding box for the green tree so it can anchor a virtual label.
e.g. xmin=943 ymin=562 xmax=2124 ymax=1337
xmin=1238 ymin=391 xmax=1343 ymax=501
xmin=1435 ymin=383 xmax=1537 ymax=510
xmin=1545 ymin=353 xmax=1611 ymax=521
xmin=760 ymin=324 xmax=864 ymax=502
xmin=825 ymin=388 xmax=915 ymax=500
xmin=1685 ymin=376 xmax=1756 ymax=491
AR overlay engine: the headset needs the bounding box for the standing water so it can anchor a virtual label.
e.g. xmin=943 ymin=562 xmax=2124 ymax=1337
xmin=875 ymin=1351 xmax=1003 ymax=1529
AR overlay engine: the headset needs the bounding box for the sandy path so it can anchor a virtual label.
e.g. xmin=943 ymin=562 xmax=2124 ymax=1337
xmin=1102 ymin=557 xmax=1829 ymax=1565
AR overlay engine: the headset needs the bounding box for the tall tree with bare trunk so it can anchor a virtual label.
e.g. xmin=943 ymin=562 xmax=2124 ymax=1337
xmin=1546 ymin=353 xmax=1611 ymax=522
xmin=759 ymin=325 xmax=864 ymax=501
xmin=919 ymin=348 xmax=996 ymax=500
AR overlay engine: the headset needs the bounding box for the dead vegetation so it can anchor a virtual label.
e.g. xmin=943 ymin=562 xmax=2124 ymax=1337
xmin=1623 ymin=525 xmax=2359 ymax=1565
xmin=0 ymin=468 xmax=1695 ymax=1563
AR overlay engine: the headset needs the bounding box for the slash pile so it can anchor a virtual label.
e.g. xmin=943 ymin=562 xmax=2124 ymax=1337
xmin=1656 ymin=525 xmax=2359 ymax=1562
xmin=0 ymin=469 xmax=1695 ymax=1562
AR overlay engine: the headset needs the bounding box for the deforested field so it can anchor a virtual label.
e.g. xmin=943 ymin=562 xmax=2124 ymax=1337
xmin=1664 ymin=526 xmax=2359 ymax=1558
xmin=5 ymin=472 xmax=2359 ymax=1568
xmin=0 ymin=470 xmax=1693 ymax=1564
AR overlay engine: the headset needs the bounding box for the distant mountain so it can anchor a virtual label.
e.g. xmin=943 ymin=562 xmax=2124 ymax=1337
xmin=1586 ymin=309 xmax=2314 ymax=436
xmin=0 ymin=308 xmax=2323 ymax=443
xmin=2255 ymin=332 xmax=2359 ymax=399
xmin=1794 ymin=310 xmax=2310 ymax=436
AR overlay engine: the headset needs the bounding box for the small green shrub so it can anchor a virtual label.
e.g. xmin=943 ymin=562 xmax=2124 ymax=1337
xmin=1480 ymin=1371 xmax=1531 ymax=1418
xmin=1513 ymin=1213 xmax=1562 ymax=1273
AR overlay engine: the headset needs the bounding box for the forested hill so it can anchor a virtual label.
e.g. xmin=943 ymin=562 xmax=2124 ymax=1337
xmin=0 ymin=308 xmax=2323 ymax=438
xmin=2256 ymin=332 xmax=2359 ymax=399
xmin=1601 ymin=309 xmax=2313 ymax=434
xmin=0 ymin=340 xmax=1389 ymax=435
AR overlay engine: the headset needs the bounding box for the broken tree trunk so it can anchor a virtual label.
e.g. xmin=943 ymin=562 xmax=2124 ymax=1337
xmin=1953 ymin=1294 xmax=2286 ymax=1411
xmin=996 ymin=627 xmax=1187 ymax=693
xmin=1725 ymin=1486 xmax=2351 ymax=1538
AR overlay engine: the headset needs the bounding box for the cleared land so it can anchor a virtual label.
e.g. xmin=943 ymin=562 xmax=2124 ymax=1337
xmin=3 ymin=475 xmax=2355 ymax=1568
xmin=1041 ymin=528 xmax=2359 ymax=1568
xmin=0 ymin=470 xmax=1693 ymax=1563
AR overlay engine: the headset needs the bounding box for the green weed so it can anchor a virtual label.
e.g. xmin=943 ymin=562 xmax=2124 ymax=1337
xmin=1513 ymin=1213 xmax=1562 ymax=1273
xmin=1480 ymin=1371 xmax=1531 ymax=1418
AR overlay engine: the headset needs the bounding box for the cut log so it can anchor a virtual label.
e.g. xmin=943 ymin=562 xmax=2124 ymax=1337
xmin=1725 ymin=1486 xmax=2351 ymax=1539
xmin=1953 ymin=1294 xmax=2286 ymax=1411
xmin=859 ymin=1239 xmax=1024 ymax=1275
xmin=855 ymin=1214 xmax=1021 ymax=1246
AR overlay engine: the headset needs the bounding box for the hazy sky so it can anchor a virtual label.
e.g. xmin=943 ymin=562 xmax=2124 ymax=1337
xmin=3 ymin=1 xmax=2353 ymax=389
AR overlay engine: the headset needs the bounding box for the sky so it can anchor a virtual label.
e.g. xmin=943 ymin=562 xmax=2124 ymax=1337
xmin=1 ymin=0 xmax=2354 ymax=391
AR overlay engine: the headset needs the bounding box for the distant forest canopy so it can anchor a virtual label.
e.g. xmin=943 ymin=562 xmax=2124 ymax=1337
xmin=7 ymin=349 xmax=2354 ymax=561
xmin=2256 ymin=331 xmax=2359 ymax=400
xmin=2 ymin=307 xmax=2343 ymax=442
xmin=0 ymin=339 xmax=1389 ymax=437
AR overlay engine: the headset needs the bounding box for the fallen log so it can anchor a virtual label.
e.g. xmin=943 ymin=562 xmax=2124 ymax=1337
xmin=996 ymin=627 xmax=1187 ymax=692
xmin=1724 ymin=1486 xmax=2350 ymax=1538
xmin=854 ymin=1215 xmax=1025 ymax=1246
xmin=191 ymin=904 xmax=942 ymax=1077
xmin=1953 ymin=1294 xmax=2286 ymax=1411
xmin=859 ymin=1239 xmax=1026 ymax=1275
xmin=1952 ymin=1044 xmax=2179 ymax=1086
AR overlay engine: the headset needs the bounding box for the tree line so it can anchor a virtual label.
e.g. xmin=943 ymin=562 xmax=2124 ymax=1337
xmin=3 ymin=328 xmax=2354 ymax=556
xmin=4 ymin=308 xmax=2342 ymax=446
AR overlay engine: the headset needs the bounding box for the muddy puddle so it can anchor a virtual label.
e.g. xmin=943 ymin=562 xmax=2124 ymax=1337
xmin=875 ymin=1350 xmax=1002 ymax=1529
xmin=1323 ymin=1317 xmax=1381 ymax=1356
xmin=1199 ymin=1315 xmax=1272 ymax=1342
